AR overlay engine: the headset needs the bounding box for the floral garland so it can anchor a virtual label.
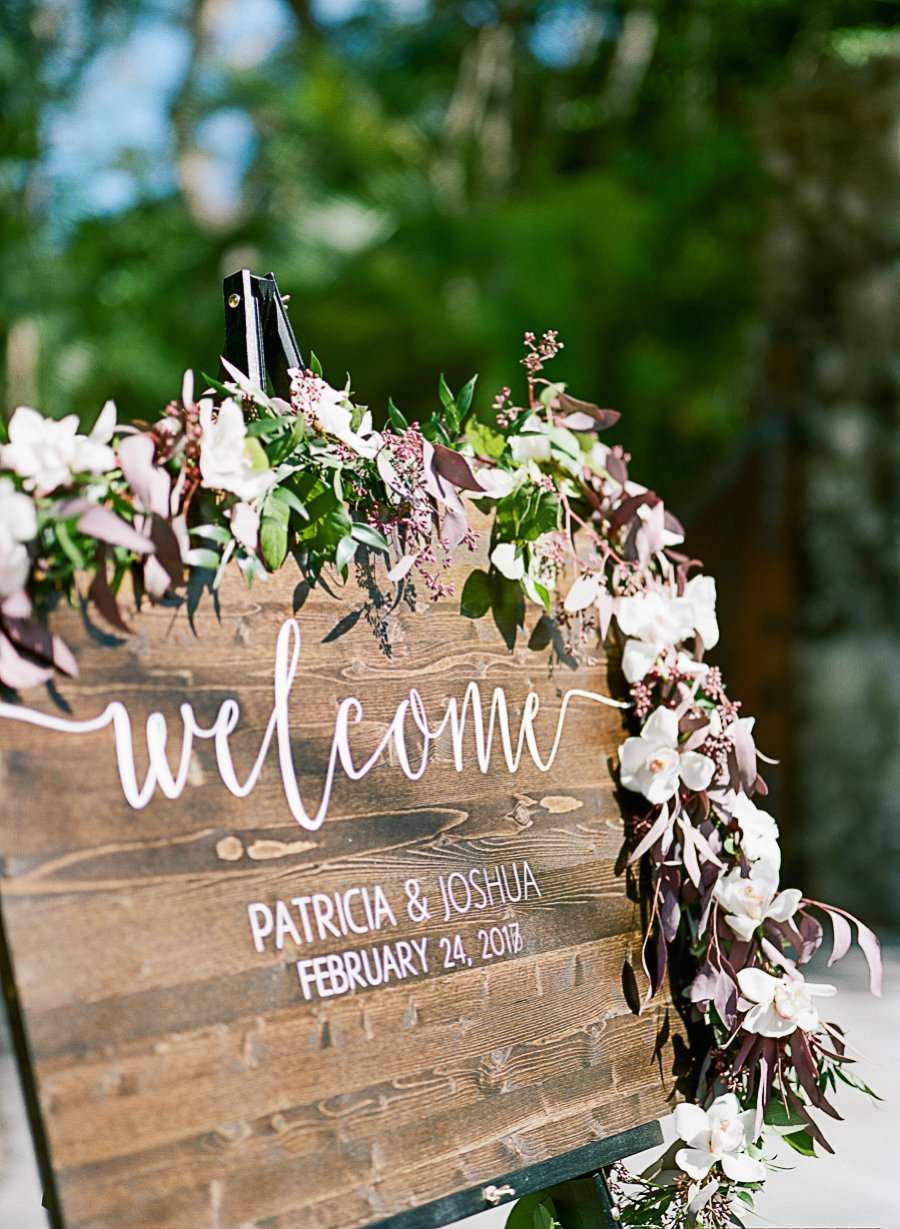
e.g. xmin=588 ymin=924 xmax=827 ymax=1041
xmin=0 ymin=333 xmax=882 ymax=1228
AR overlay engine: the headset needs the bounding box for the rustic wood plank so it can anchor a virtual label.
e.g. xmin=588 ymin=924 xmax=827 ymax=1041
xmin=0 ymin=532 xmax=687 ymax=1229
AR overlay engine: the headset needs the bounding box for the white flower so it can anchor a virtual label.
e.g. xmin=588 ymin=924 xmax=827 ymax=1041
xmin=683 ymin=574 xmax=719 ymax=648
xmin=727 ymin=792 xmax=781 ymax=868
xmin=199 ymin=399 xmax=276 ymax=502
xmin=618 ymin=707 xmax=716 ymax=804
xmin=509 ymin=417 xmax=552 ymax=463
xmin=737 ymin=968 xmax=836 ymax=1038
xmin=715 ymin=862 xmax=801 ymax=941
xmin=2 ymin=402 xmax=117 ymax=495
xmin=674 ymin=1094 xmax=765 ymax=1183
xmin=0 ymin=478 xmax=37 ymax=596
xmin=616 ymin=590 xmax=695 ymax=683
xmin=467 ymin=466 xmax=518 ymax=501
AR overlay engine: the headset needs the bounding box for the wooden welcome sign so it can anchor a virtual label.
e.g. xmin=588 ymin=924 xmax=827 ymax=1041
xmin=0 ymin=534 xmax=686 ymax=1229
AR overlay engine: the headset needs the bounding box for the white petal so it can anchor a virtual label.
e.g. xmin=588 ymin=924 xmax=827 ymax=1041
xmin=725 ymin=912 xmax=758 ymax=942
xmin=766 ymin=888 xmax=802 ymax=923
xmin=680 ymin=750 xmax=715 ymax=792
xmin=490 ymin=542 xmax=524 ymax=581
xmin=90 ymin=399 xmax=117 ymax=443
xmin=736 ymin=968 xmax=779 ymax=1004
xmin=674 ymin=1103 xmax=712 ymax=1147
xmin=806 ymin=981 xmax=838 ymax=998
xmin=622 ymin=637 xmax=659 ymax=683
xmin=720 ymin=1152 xmax=765 ymax=1183
xmin=674 ymin=1147 xmax=715 ymax=1180
xmin=640 ymin=705 xmax=679 ymax=749
xmin=737 ymin=1109 xmax=758 ymax=1145
xmin=643 ymin=762 xmax=681 ymax=805
xmin=745 ymin=1002 xmax=796 ymax=1038
xmin=564 ymin=573 xmax=601 ymax=613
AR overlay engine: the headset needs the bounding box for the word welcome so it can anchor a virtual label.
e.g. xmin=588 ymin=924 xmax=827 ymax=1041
xmin=0 ymin=619 xmax=625 ymax=830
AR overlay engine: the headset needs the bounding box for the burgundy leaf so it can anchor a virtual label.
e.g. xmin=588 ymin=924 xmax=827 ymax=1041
xmin=609 ymin=490 xmax=657 ymax=533
xmin=150 ymin=514 xmax=184 ymax=587
xmin=1 ymin=590 xmax=32 ymax=619
xmin=78 ymin=506 xmax=153 ymax=555
xmin=431 ymin=443 xmax=485 ymax=493
xmin=88 ymin=561 xmax=133 ymax=634
xmin=855 ymin=919 xmax=883 ymax=996
xmin=3 ymin=617 xmax=54 ymax=663
xmin=51 ymin=635 xmax=78 ymax=678
xmin=605 ymin=452 xmax=628 ymax=487
xmin=826 ymin=909 xmax=852 ymax=967
xmin=556 ymin=392 xmax=621 ymax=431
xmin=118 ymin=433 xmax=171 ymax=517
xmin=713 ymin=971 xmax=738 ymax=1030
xmin=0 ymin=630 xmax=52 ymax=690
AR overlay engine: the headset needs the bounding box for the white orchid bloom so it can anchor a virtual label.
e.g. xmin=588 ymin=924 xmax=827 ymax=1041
xmin=682 ymin=574 xmax=719 ymax=648
xmin=509 ymin=416 xmax=552 ymax=463
xmin=715 ymin=861 xmax=801 ymax=941
xmin=0 ymin=478 xmax=37 ymax=596
xmin=674 ymin=1093 xmax=765 ymax=1183
xmin=737 ymin=968 xmax=836 ymax=1038
xmin=2 ymin=402 xmax=117 ymax=495
xmin=312 ymin=382 xmax=379 ymax=458
xmin=199 ymin=399 xmax=276 ymax=502
xmin=616 ymin=589 xmax=695 ymax=683
xmin=618 ymin=706 xmax=716 ymax=804
xmin=726 ymin=792 xmax=782 ymax=868
xmin=468 ymin=466 xmax=518 ymax=501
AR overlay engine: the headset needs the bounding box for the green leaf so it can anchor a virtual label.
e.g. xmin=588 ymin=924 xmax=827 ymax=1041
xmin=246 ymin=417 xmax=288 ymax=439
xmin=495 ymin=487 xmax=560 ymax=543
xmin=309 ymin=351 xmax=324 ymax=377
xmin=56 ymin=519 xmax=88 ymax=570
xmin=263 ymin=489 xmax=293 ymax=525
xmin=490 ymin=570 xmax=525 ymax=649
xmin=460 ymin=569 xmax=492 ymax=619
xmin=388 ymin=397 xmax=408 ymax=432
xmin=191 ymin=522 xmax=233 ymax=544
xmin=466 ymin=419 xmax=506 ymax=460
xmin=270 ymin=485 xmax=309 ymax=520
xmin=783 ymin=1129 xmax=817 ymax=1157
xmin=350 ymin=522 xmax=389 ymax=552
xmin=200 ymin=372 xmax=233 ymax=399
xmin=335 ymin=534 xmax=357 ymax=574
xmin=438 ymin=373 xmax=455 ymax=413
xmin=260 ymin=517 xmax=289 ymax=570
xmin=184 ymin=546 xmax=221 ymax=570
xmin=244 ymin=437 xmax=270 ymax=471
xmin=456 ymin=374 xmax=477 ymax=418
xmin=505 ymin=1191 xmax=557 ymax=1229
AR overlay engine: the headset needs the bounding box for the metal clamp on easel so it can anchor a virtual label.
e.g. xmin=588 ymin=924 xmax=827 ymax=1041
xmin=222 ymin=269 xmax=304 ymax=400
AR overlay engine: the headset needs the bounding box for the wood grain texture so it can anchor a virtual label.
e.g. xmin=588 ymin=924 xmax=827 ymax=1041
xmin=0 ymin=528 xmax=688 ymax=1229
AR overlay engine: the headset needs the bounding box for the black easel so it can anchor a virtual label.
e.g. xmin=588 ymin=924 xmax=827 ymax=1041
xmin=221 ymin=269 xmax=304 ymax=399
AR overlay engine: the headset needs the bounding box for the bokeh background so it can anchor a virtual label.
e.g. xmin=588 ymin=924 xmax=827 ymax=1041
xmin=1 ymin=0 xmax=900 ymax=1224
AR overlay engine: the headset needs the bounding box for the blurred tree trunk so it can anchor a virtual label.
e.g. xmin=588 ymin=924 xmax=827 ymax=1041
xmin=757 ymin=49 xmax=900 ymax=924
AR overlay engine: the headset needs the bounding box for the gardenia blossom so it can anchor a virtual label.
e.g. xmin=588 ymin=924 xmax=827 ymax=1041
xmin=199 ymin=399 xmax=276 ymax=502
xmin=715 ymin=861 xmax=801 ymax=941
xmin=674 ymin=1093 xmax=765 ymax=1183
xmin=2 ymin=402 xmax=117 ymax=495
xmin=0 ymin=479 xmax=37 ymax=596
xmin=618 ymin=706 xmax=715 ymax=804
xmin=737 ymin=968 xmax=836 ymax=1038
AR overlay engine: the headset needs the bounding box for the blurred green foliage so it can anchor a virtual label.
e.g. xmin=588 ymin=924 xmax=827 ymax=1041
xmin=1 ymin=0 xmax=896 ymax=503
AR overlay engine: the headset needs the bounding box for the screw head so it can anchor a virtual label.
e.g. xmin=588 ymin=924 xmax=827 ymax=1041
xmin=228 ymin=293 xmax=241 ymax=308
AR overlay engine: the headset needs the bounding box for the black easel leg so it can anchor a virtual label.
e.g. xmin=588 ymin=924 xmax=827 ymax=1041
xmin=547 ymin=1170 xmax=618 ymax=1229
